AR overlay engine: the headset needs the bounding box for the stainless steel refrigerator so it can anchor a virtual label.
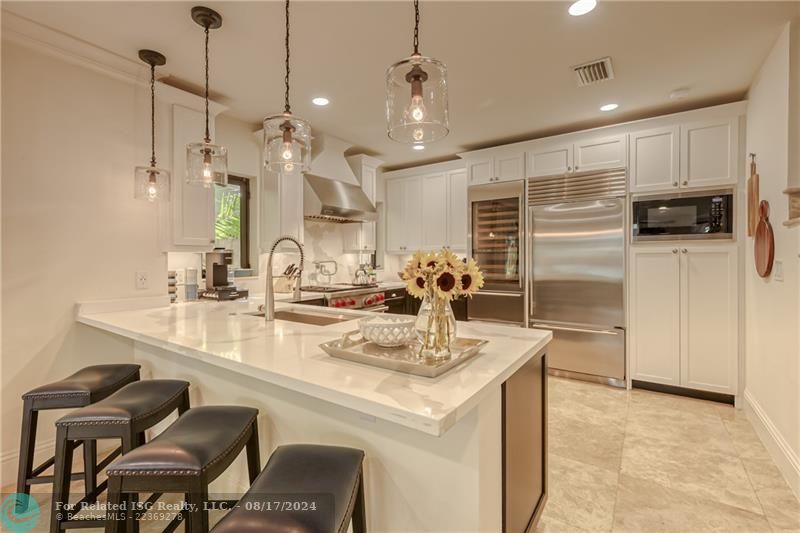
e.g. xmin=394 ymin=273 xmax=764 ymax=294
xmin=527 ymin=169 xmax=626 ymax=386
xmin=467 ymin=180 xmax=526 ymax=325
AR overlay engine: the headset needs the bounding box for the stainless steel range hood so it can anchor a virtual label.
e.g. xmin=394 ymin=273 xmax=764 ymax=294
xmin=303 ymin=134 xmax=377 ymax=224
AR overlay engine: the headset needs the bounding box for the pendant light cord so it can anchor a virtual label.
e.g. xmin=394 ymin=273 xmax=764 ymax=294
xmin=284 ymin=0 xmax=291 ymax=114
xmin=413 ymin=0 xmax=420 ymax=55
xmin=150 ymin=63 xmax=157 ymax=167
xmin=204 ymin=26 xmax=211 ymax=143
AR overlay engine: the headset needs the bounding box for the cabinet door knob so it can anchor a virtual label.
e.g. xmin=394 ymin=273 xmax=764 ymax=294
xmin=567 ymin=166 xmax=572 ymax=172
xmin=575 ymin=165 xmax=579 ymax=171
xmin=673 ymin=182 xmax=678 ymax=187
xmin=682 ymin=180 xmax=688 ymax=186
xmin=681 ymin=248 xmax=688 ymax=254
xmin=672 ymin=249 xmax=678 ymax=254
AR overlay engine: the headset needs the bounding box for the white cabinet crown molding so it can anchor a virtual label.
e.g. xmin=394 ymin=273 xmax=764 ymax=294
xmin=2 ymin=11 xmax=226 ymax=115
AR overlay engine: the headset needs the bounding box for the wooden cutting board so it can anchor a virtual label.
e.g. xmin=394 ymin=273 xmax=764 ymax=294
xmin=754 ymin=200 xmax=775 ymax=277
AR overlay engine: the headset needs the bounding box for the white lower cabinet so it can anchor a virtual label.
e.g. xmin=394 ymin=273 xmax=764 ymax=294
xmin=630 ymin=244 xmax=737 ymax=394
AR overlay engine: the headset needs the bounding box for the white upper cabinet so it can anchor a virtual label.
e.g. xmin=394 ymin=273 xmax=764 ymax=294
xmin=467 ymin=159 xmax=493 ymax=185
xmin=629 ymin=126 xmax=680 ymax=193
xmin=448 ymin=170 xmax=468 ymax=251
xmin=386 ymin=176 xmax=422 ymax=253
xmin=385 ymin=163 xmax=467 ymax=254
xmin=526 ymin=134 xmax=626 ymax=178
xmin=526 ymin=143 xmax=573 ymax=177
xmin=164 ymin=105 xmax=216 ymax=250
xmin=420 ymin=173 xmax=448 ymax=249
xmin=342 ymin=156 xmax=381 ymax=253
xmin=680 ymin=118 xmax=738 ymax=189
xmin=494 ymin=152 xmax=526 ymax=181
xmin=466 ymin=151 xmax=525 ymax=184
xmin=573 ymin=134 xmax=627 ymax=173
xmin=386 ymin=178 xmax=406 ymax=253
xmin=260 ymin=169 xmax=304 ymax=253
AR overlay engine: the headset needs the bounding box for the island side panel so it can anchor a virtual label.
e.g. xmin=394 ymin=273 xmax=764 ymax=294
xmin=134 ymin=341 xmax=504 ymax=532
xmin=503 ymin=348 xmax=548 ymax=532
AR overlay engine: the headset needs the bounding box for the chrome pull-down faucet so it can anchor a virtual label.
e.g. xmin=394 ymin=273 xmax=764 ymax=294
xmin=264 ymin=236 xmax=304 ymax=321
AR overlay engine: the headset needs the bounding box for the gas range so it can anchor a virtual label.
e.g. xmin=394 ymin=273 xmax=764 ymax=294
xmin=300 ymin=284 xmax=387 ymax=311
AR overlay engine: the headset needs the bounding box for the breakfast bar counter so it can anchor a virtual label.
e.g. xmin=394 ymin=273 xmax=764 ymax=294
xmin=77 ymin=298 xmax=551 ymax=532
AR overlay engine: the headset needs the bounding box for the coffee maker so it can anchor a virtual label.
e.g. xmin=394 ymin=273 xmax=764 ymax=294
xmin=200 ymin=248 xmax=249 ymax=301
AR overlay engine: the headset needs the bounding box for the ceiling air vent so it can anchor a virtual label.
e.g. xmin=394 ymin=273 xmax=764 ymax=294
xmin=572 ymin=57 xmax=614 ymax=87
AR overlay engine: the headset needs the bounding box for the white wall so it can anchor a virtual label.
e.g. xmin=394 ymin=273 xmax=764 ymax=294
xmin=0 ymin=42 xmax=167 ymax=484
xmin=744 ymin=22 xmax=800 ymax=496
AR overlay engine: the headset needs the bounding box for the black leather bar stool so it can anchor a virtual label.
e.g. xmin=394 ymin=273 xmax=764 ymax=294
xmin=211 ymin=444 xmax=366 ymax=533
xmin=17 ymin=364 xmax=141 ymax=504
xmin=104 ymin=406 xmax=260 ymax=533
xmin=50 ymin=379 xmax=190 ymax=533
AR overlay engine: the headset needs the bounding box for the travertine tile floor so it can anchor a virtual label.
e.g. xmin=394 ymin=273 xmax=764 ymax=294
xmin=7 ymin=376 xmax=799 ymax=532
xmin=536 ymin=377 xmax=800 ymax=533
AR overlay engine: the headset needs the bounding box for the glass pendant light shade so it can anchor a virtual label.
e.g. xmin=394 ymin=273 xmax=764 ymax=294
xmin=134 ymin=166 xmax=170 ymax=202
xmin=186 ymin=6 xmax=227 ymax=187
xmin=386 ymin=54 xmax=449 ymax=144
xmin=186 ymin=142 xmax=228 ymax=187
xmin=263 ymin=113 xmax=311 ymax=174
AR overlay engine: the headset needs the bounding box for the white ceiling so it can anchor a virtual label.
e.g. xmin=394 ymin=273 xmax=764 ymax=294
xmin=4 ymin=1 xmax=798 ymax=169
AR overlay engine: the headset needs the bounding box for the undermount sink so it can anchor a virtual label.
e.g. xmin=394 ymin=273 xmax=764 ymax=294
xmin=247 ymin=310 xmax=356 ymax=326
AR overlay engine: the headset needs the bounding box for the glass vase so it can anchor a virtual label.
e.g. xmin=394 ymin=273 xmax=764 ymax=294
xmin=415 ymin=292 xmax=457 ymax=360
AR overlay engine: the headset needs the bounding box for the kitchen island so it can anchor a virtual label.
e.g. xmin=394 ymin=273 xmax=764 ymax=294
xmin=77 ymin=298 xmax=550 ymax=532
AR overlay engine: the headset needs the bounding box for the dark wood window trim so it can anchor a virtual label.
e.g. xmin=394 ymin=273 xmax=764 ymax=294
xmin=226 ymin=175 xmax=251 ymax=269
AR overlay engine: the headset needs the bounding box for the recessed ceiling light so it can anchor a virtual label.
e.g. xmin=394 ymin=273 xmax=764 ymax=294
xmin=311 ymin=97 xmax=329 ymax=106
xmin=600 ymin=103 xmax=619 ymax=112
xmin=413 ymin=144 xmax=425 ymax=151
xmin=569 ymin=0 xmax=597 ymax=16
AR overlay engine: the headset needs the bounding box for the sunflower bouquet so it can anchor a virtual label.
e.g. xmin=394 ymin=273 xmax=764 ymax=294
xmin=402 ymin=249 xmax=484 ymax=358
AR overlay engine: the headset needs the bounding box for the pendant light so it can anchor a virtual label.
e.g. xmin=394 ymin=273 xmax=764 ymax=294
xmin=386 ymin=0 xmax=449 ymax=145
xmin=186 ymin=6 xmax=228 ymax=187
xmin=263 ymin=0 xmax=311 ymax=175
xmin=134 ymin=50 xmax=170 ymax=202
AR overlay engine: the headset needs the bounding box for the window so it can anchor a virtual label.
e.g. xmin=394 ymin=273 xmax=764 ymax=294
xmin=215 ymin=175 xmax=251 ymax=270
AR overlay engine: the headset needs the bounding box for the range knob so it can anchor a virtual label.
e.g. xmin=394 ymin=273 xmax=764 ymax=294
xmin=348 ymin=299 xmax=356 ymax=306
xmin=377 ymin=294 xmax=385 ymax=302
xmin=334 ymin=300 xmax=344 ymax=308
xmin=364 ymin=297 xmax=374 ymax=306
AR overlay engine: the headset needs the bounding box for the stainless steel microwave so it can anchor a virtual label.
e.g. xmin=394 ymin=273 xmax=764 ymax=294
xmin=632 ymin=191 xmax=734 ymax=241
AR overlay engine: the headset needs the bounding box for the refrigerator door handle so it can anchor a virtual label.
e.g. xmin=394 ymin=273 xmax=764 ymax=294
xmin=531 ymin=323 xmax=622 ymax=336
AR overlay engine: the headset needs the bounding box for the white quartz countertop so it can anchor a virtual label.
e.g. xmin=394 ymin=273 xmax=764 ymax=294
xmin=77 ymin=299 xmax=550 ymax=436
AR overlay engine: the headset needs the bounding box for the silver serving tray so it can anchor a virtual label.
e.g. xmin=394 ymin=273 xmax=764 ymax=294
xmin=320 ymin=331 xmax=488 ymax=378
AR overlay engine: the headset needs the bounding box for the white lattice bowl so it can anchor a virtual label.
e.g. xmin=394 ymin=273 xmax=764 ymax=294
xmin=359 ymin=315 xmax=416 ymax=347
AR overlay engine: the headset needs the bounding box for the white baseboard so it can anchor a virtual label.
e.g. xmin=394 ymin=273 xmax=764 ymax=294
xmin=744 ymin=389 xmax=800 ymax=498
xmin=1 ymin=438 xmax=118 ymax=490
xmin=0 ymin=438 xmax=54 ymax=489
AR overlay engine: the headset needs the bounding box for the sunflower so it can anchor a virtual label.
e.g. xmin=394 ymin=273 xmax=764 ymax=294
xmin=459 ymin=258 xmax=485 ymax=297
xmin=406 ymin=271 xmax=429 ymax=299
xmin=440 ymin=249 xmax=463 ymax=272
xmin=434 ymin=270 xmax=461 ymax=300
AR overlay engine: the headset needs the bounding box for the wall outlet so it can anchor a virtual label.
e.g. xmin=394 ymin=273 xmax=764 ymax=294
xmin=773 ymin=260 xmax=784 ymax=282
xmin=135 ymin=271 xmax=149 ymax=290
